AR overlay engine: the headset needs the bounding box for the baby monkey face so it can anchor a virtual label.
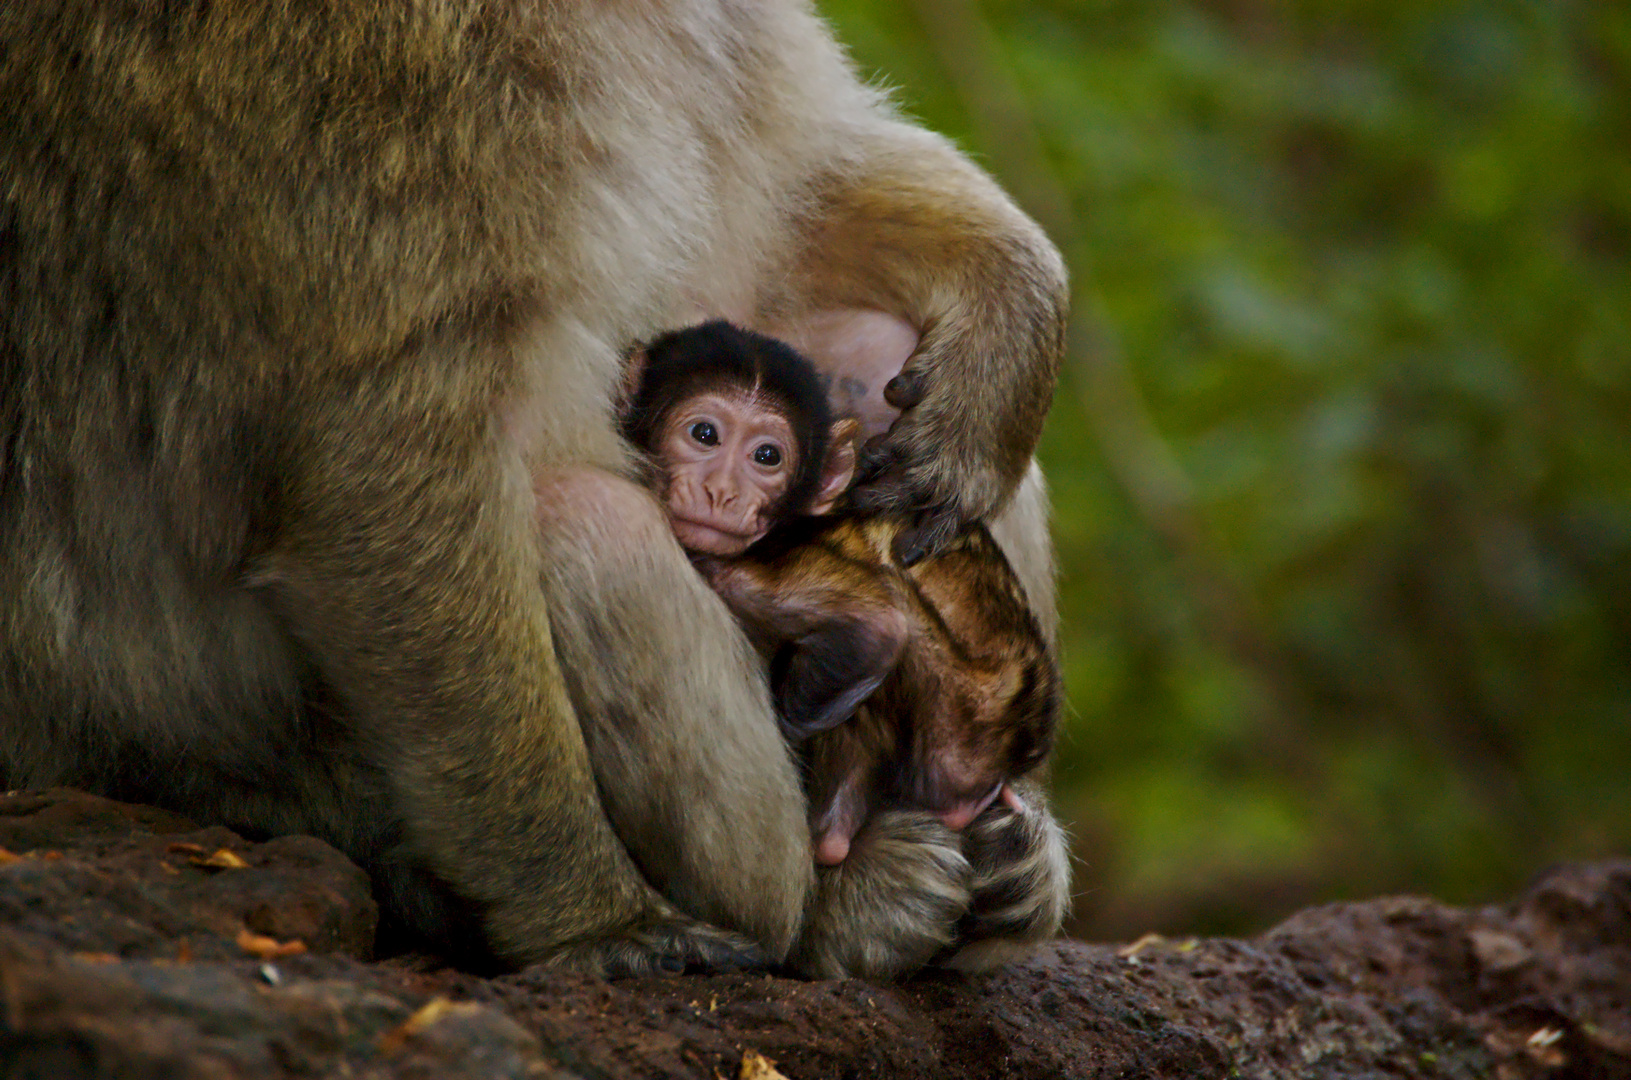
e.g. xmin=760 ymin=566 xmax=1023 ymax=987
xmin=656 ymin=389 xmax=798 ymax=556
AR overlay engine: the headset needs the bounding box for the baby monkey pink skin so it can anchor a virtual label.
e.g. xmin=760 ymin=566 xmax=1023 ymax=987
xmin=625 ymin=322 xmax=1059 ymax=866
xmin=652 ymin=388 xmax=855 ymax=556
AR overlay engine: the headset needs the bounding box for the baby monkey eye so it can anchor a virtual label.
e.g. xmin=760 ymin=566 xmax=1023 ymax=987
xmin=689 ymin=421 xmax=718 ymax=446
xmin=753 ymin=444 xmax=782 ymax=467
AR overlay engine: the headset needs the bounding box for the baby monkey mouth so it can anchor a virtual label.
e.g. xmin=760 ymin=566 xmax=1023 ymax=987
xmin=667 ymin=513 xmax=763 ymax=556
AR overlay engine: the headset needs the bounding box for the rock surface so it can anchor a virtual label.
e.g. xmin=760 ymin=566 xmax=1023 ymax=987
xmin=0 ymin=788 xmax=1626 ymax=1079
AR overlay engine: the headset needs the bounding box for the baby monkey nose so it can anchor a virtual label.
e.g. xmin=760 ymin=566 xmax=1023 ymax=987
xmin=702 ymin=452 xmax=750 ymax=507
xmin=702 ymin=474 xmax=738 ymax=508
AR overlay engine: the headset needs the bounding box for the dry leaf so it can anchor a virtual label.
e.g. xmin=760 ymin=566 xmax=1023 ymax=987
xmin=192 ymin=848 xmax=250 ymax=870
xmin=1117 ymin=932 xmax=1167 ymax=959
xmin=235 ymin=927 xmax=306 ymax=959
xmin=739 ymin=1049 xmax=790 ymax=1080
xmin=0 ymin=847 xmax=21 ymax=866
xmin=1524 ymin=1028 xmax=1567 ymax=1068
xmin=379 ymin=997 xmax=483 ymax=1054
xmin=166 ymin=842 xmax=206 ymax=855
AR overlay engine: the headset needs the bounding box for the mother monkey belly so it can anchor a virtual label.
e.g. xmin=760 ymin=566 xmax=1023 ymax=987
xmin=0 ymin=0 xmax=1069 ymax=978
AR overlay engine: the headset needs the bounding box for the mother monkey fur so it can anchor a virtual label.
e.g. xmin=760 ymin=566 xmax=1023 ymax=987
xmin=0 ymin=1 xmax=1070 ymax=980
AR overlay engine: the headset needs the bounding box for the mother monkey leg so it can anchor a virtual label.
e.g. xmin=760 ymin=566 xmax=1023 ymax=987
xmin=532 ymin=468 xmax=814 ymax=966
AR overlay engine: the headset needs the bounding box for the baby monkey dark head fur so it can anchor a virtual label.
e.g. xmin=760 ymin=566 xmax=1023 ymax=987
xmin=623 ymin=321 xmax=844 ymax=543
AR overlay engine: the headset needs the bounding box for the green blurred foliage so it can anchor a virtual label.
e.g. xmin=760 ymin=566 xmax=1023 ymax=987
xmin=817 ymin=0 xmax=1631 ymax=938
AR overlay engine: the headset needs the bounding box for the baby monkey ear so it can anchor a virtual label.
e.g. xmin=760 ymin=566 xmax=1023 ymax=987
xmin=615 ymin=344 xmax=649 ymax=416
xmin=808 ymin=417 xmax=861 ymax=515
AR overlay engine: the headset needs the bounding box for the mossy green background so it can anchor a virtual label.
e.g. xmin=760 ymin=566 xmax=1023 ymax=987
xmin=817 ymin=0 xmax=1631 ymax=939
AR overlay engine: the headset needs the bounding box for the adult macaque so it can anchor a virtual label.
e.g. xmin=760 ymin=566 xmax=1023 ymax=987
xmin=624 ymin=321 xmax=1061 ymax=869
xmin=1 ymin=1 xmax=1069 ymax=980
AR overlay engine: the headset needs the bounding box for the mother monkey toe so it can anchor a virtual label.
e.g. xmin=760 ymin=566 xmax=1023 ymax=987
xmin=0 ymin=0 xmax=1068 ymax=978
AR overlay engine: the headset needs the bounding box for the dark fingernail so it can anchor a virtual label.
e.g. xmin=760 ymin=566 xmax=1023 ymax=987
xmin=849 ymin=488 xmax=883 ymax=512
xmin=861 ymin=433 xmax=895 ymax=458
xmin=896 ymin=534 xmax=928 ymax=566
xmin=856 ymin=446 xmax=898 ymax=483
xmin=884 ymin=371 xmax=926 ymax=409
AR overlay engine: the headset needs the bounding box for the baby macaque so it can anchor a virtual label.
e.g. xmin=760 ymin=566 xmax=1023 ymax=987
xmin=624 ymin=322 xmax=1059 ymax=866
xmin=621 ymin=321 xmax=860 ymax=557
